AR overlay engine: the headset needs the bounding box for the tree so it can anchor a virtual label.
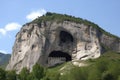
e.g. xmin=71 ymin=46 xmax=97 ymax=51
xmin=19 ymin=67 xmax=29 ymax=80
xmin=32 ymin=63 xmax=44 ymax=80
xmin=6 ymin=70 xmax=17 ymax=80
xmin=0 ymin=68 xmax=6 ymax=80
xmin=102 ymin=71 xmax=114 ymax=80
xmin=27 ymin=73 xmax=34 ymax=80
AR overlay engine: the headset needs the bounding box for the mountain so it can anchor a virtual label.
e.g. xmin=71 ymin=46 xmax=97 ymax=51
xmin=6 ymin=12 xmax=120 ymax=73
xmin=0 ymin=52 xmax=11 ymax=68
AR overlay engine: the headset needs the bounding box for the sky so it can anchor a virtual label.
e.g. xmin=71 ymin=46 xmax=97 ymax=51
xmin=0 ymin=0 xmax=120 ymax=54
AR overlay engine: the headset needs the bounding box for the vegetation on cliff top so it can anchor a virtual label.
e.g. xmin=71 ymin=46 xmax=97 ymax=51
xmin=30 ymin=12 xmax=119 ymax=39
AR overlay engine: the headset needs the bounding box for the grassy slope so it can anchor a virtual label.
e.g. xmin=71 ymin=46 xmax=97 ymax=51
xmin=47 ymin=51 xmax=120 ymax=71
xmin=45 ymin=51 xmax=120 ymax=80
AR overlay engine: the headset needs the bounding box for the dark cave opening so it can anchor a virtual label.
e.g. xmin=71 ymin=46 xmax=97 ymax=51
xmin=48 ymin=51 xmax=71 ymax=61
xmin=60 ymin=31 xmax=73 ymax=43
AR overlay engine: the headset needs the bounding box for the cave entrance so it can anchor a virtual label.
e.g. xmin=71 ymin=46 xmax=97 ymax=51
xmin=60 ymin=31 xmax=73 ymax=43
xmin=48 ymin=51 xmax=71 ymax=67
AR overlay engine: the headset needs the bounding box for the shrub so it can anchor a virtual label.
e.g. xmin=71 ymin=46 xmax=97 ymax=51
xmin=0 ymin=68 xmax=6 ymax=80
xmin=102 ymin=71 xmax=114 ymax=80
xmin=32 ymin=63 xmax=45 ymax=80
xmin=6 ymin=70 xmax=17 ymax=80
xmin=19 ymin=67 xmax=29 ymax=80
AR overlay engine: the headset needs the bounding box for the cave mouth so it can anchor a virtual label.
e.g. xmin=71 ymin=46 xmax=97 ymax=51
xmin=60 ymin=31 xmax=73 ymax=43
xmin=48 ymin=51 xmax=72 ymax=66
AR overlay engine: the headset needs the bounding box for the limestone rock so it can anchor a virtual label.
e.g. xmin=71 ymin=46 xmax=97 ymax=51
xmin=6 ymin=13 xmax=120 ymax=73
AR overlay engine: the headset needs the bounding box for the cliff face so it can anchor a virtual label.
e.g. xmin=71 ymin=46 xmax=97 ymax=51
xmin=6 ymin=13 xmax=120 ymax=72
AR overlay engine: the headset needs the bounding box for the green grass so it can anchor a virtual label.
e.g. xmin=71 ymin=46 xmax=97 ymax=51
xmin=44 ymin=51 xmax=120 ymax=80
xmin=87 ymin=51 xmax=120 ymax=63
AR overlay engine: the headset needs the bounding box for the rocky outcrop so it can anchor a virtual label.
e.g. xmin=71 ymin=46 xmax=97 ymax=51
xmin=6 ymin=13 xmax=120 ymax=72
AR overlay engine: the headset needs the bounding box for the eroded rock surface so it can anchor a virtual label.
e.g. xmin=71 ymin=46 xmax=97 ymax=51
xmin=6 ymin=18 xmax=120 ymax=72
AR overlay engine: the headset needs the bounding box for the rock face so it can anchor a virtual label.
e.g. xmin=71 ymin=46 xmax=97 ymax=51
xmin=6 ymin=13 xmax=120 ymax=72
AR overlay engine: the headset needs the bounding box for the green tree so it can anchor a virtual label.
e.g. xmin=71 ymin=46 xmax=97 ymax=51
xmin=0 ymin=68 xmax=6 ymax=80
xmin=6 ymin=70 xmax=17 ymax=80
xmin=27 ymin=73 xmax=34 ymax=80
xmin=101 ymin=71 xmax=114 ymax=80
xmin=32 ymin=63 xmax=44 ymax=80
xmin=19 ymin=67 xmax=29 ymax=80
xmin=41 ymin=76 xmax=50 ymax=80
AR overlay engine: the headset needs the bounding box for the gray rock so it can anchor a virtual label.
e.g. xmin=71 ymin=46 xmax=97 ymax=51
xmin=6 ymin=18 xmax=120 ymax=73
